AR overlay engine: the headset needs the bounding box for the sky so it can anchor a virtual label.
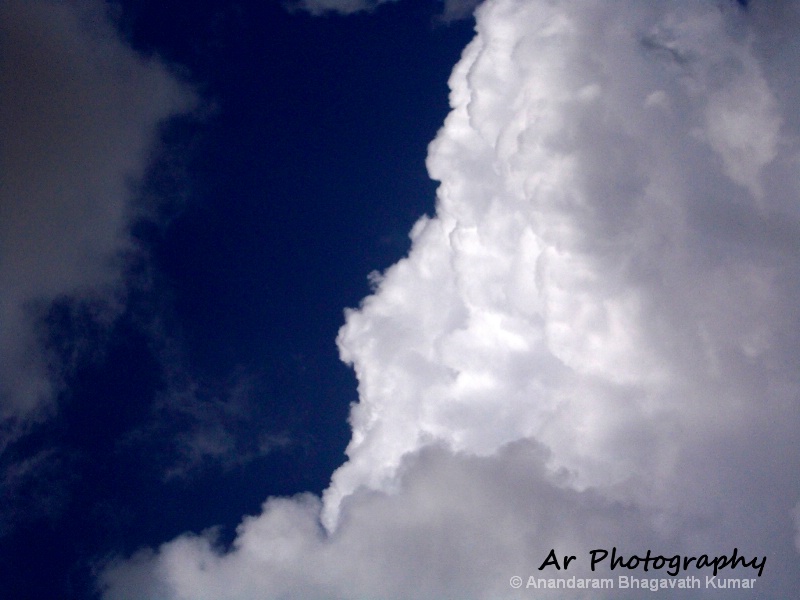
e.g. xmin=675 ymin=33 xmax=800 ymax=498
xmin=2 ymin=0 xmax=800 ymax=599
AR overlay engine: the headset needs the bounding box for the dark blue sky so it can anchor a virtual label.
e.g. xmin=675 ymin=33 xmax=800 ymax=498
xmin=0 ymin=2 xmax=474 ymax=598
xmin=7 ymin=2 xmax=796 ymax=599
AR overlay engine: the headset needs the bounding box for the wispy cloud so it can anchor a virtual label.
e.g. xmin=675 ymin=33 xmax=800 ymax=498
xmin=124 ymin=369 xmax=293 ymax=482
xmin=286 ymin=0 xmax=479 ymax=20
xmin=0 ymin=0 xmax=195 ymax=538
xmin=0 ymin=0 xmax=193 ymax=439
xmin=286 ymin=0 xmax=398 ymax=17
xmin=0 ymin=447 xmax=76 ymax=535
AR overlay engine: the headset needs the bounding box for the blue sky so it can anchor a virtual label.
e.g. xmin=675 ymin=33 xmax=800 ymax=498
xmin=0 ymin=1 xmax=473 ymax=597
xmin=3 ymin=1 xmax=800 ymax=599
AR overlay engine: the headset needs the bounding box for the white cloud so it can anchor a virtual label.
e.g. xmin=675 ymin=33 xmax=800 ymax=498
xmin=100 ymin=0 xmax=800 ymax=598
xmin=0 ymin=0 xmax=193 ymax=440
xmin=101 ymin=441 xmax=670 ymax=600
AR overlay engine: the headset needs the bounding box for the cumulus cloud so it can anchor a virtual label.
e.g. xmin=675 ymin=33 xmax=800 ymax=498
xmin=100 ymin=0 xmax=800 ymax=598
xmin=101 ymin=441 xmax=673 ymax=600
xmin=0 ymin=0 xmax=192 ymax=441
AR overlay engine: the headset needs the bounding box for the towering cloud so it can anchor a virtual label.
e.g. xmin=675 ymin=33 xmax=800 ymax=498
xmin=100 ymin=0 xmax=800 ymax=598
xmin=0 ymin=0 xmax=192 ymax=441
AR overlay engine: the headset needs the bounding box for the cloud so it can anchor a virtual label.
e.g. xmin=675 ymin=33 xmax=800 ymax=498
xmin=123 ymin=369 xmax=293 ymax=482
xmin=0 ymin=0 xmax=193 ymax=442
xmin=100 ymin=0 xmax=800 ymax=598
xmin=287 ymin=0 xmax=480 ymax=20
xmin=100 ymin=440 xmax=671 ymax=600
xmin=0 ymin=447 xmax=77 ymax=535
xmin=438 ymin=0 xmax=483 ymax=22
xmin=286 ymin=0 xmax=399 ymax=17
